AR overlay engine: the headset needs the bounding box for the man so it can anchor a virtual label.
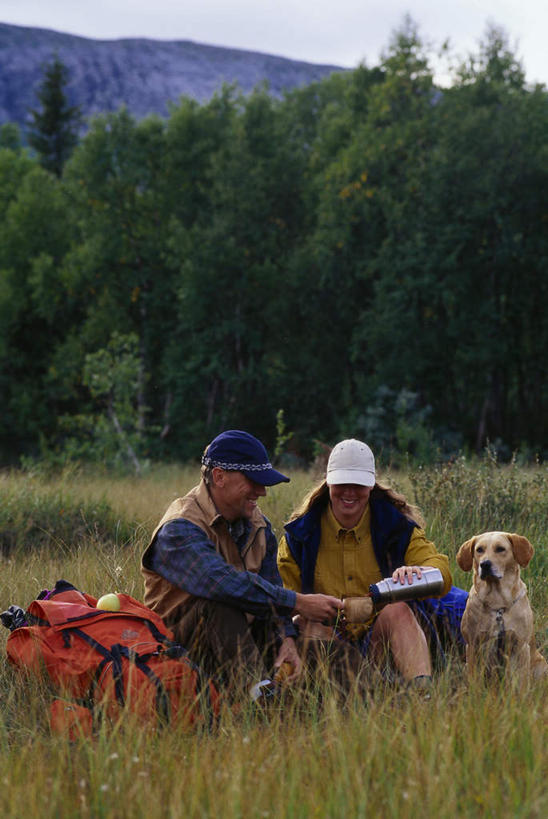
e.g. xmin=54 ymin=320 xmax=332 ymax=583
xmin=142 ymin=429 xmax=342 ymax=696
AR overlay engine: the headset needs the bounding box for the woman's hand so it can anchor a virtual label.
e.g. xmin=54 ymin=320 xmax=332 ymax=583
xmin=392 ymin=565 xmax=425 ymax=585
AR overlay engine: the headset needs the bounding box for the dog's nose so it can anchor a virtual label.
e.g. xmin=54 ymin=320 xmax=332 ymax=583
xmin=479 ymin=560 xmax=493 ymax=578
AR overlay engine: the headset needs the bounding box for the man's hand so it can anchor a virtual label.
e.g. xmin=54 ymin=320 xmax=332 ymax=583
xmin=274 ymin=636 xmax=301 ymax=681
xmin=294 ymin=592 xmax=343 ymax=623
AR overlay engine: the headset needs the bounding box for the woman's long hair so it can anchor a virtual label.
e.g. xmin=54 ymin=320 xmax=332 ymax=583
xmin=287 ymin=479 xmax=425 ymax=528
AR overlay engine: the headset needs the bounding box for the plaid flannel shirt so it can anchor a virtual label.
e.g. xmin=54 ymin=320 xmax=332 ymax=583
xmin=149 ymin=515 xmax=297 ymax=638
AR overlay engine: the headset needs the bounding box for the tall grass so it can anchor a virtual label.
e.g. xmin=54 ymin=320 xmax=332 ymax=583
xmin=0 ymin=459 xmax=546 ymax=818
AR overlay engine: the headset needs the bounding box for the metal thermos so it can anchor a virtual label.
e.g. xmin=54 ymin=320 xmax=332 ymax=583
xmin=369 ymin=567 xmax=444 ymax=604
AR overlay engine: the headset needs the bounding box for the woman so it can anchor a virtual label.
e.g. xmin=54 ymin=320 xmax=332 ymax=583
xmin=278 ymin=439 xmax=467 ymax=691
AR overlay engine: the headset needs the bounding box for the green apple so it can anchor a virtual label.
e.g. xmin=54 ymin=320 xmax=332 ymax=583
xmin=96 ymin=592 xmax=121 ymax=611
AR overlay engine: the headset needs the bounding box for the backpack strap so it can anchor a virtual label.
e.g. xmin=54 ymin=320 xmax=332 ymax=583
xmin=140 ymin=617 xmax=185 ymax=654
xmin=113 ymin=644 xmax=171 ymax=722
xmin=68 ymin=627 xmax=171 ymax=721
xmin=69 ymin=628 xmax=126 ymax=706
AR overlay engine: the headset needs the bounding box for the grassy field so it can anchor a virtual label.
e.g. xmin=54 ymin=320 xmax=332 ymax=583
xmin=0 ymin=458 xmax=547 ymax=818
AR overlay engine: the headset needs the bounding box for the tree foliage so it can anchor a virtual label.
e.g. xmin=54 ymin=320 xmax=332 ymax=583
xmin=1 ymin=22 xmax=547 ymax=468
xmin=27 ymin=56 xmax=81 ymax=177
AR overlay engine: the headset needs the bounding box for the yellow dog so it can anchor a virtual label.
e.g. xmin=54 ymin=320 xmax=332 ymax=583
xmin=456 ymin=532 xmax=547 ymax=682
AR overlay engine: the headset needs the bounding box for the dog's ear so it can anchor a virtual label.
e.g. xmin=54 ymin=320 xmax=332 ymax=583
xmin=456 ymin=537 xmax=476 ymax=572
xmin=507 ymin=533 xmax=534 ymax=567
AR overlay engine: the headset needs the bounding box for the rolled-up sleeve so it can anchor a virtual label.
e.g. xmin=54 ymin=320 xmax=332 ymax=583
xmin=403 ymin=528 xmax=452 ymax=595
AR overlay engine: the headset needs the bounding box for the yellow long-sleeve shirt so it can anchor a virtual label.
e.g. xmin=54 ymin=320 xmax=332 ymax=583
xmin=278 ymin=503 xmax=451 ymax=607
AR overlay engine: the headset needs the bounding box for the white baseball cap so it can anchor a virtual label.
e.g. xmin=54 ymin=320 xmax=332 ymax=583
xmin=326 ymin=439 xmax=376 ymax=487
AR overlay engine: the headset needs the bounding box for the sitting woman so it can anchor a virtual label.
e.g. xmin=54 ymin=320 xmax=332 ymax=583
xmin=278 ymin=439 xmax=467 ymax=692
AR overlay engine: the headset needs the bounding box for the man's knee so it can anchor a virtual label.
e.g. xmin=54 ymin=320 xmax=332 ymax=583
xmin=174 ymin=599 xmax=270 ymax=681
xmin=201 ymin=600 xmax=251 ymax=634
xmin=170 ymin=599 xmax=248 ymax=650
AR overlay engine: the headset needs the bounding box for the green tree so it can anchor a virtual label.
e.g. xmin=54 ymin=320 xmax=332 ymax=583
xmin=0 ymin=123 xmax=22 ymax=151
xmin=273 ymin=18 xmax=436 ymax=450
xmin=28 ymin=56 xmax=81 ymax=177
xmin=357 ymin=25 xmax=548 ymax=453
xmin=428 ymin=26 xmax=548 ymax=451
xmin=59 ymin=110 xmax=173 ymax=439
xmin=53 ymin=95 xmax=239 ymax=462
xmin=0 ymin=162 xmax=76 ymax=459
xmin=1 ymin=21 xmax=546 ymax=466
xmin=165 ymin=86 xmax=311 ymax=454
xmin=58 ymin=333 xmax=146 ymax=474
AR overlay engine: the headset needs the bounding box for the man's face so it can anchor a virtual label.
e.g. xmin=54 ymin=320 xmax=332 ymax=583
xmin=211 ymin=468 xmax=267 ymax=521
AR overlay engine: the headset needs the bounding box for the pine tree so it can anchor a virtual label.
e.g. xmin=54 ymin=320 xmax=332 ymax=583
xmin=27 ymin=56 xmax=81 ymax=176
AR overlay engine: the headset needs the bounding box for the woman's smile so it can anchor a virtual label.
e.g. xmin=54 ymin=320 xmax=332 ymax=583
xmin=329 ymin=483 xmax=371 ymax=528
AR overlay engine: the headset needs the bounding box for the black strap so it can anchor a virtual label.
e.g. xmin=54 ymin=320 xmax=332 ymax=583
xmin=69 ymin=627 xmax=170 ymax=721
xmin=115 ymin=644 xmax=171 ymax=722
xmin=70 ymin=628 xmax=126 ymax=706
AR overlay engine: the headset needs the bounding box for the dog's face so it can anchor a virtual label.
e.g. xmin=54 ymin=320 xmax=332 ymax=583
xmin=456 ymin=531 xmax=534 ymax=579
xmin=470 ymin=533 xmax=519 ymax=580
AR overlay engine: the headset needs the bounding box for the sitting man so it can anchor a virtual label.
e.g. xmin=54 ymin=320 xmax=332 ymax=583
xmin=142 ymin=429 xmax=342 ymax=697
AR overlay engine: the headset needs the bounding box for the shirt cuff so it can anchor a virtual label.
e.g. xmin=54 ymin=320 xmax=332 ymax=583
xmin=283 ymin=619 xmax=298 ymax=639
xmin=274 ymin=586 xmax=297 ymax=614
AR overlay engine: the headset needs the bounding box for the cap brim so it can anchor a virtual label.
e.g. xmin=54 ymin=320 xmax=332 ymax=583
xmin=242 ymin=467 xmax=290 ymax=486
xmin=326 ymin=469 xmax=375 ymax=487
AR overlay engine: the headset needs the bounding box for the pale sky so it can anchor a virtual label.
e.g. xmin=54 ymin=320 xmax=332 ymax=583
xmin=1 ymin=1 xmax=546 ymax=87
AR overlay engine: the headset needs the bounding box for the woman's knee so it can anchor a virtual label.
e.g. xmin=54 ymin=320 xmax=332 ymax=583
xmin=373 ymin=602 xmax=418 ymax=636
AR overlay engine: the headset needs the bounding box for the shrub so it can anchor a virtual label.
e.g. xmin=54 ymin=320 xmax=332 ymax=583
xmin=0 ymin=471 xmax=136 ymax=554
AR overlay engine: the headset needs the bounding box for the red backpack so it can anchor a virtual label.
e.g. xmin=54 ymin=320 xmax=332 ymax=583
xmin=4 ymin=580 xmax=220 ymax=737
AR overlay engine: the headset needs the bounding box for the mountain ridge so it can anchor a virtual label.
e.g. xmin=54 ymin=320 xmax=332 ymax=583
xmin=0 ymin=23 xmax=345 ymax=128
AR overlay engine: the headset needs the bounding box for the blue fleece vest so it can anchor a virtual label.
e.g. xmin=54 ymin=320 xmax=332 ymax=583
xmin=283 ymin=496 xmax=417 ymax=594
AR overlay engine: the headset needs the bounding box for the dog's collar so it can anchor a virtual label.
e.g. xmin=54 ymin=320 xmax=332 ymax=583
xmin=482 ymin=585 xmax=526 ymax=616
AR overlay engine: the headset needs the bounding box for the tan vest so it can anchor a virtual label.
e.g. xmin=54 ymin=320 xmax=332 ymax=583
xmin=141 ymin=480 xmax=268 ymax=627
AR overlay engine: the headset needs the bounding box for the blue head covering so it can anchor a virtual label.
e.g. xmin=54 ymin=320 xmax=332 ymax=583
xmin=202 ymin=430 xmax=290 ymax=486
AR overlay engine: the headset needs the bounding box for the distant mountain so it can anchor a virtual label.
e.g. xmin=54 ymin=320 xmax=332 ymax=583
xmin=0 ymin=23 xmax=345 ymax=129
